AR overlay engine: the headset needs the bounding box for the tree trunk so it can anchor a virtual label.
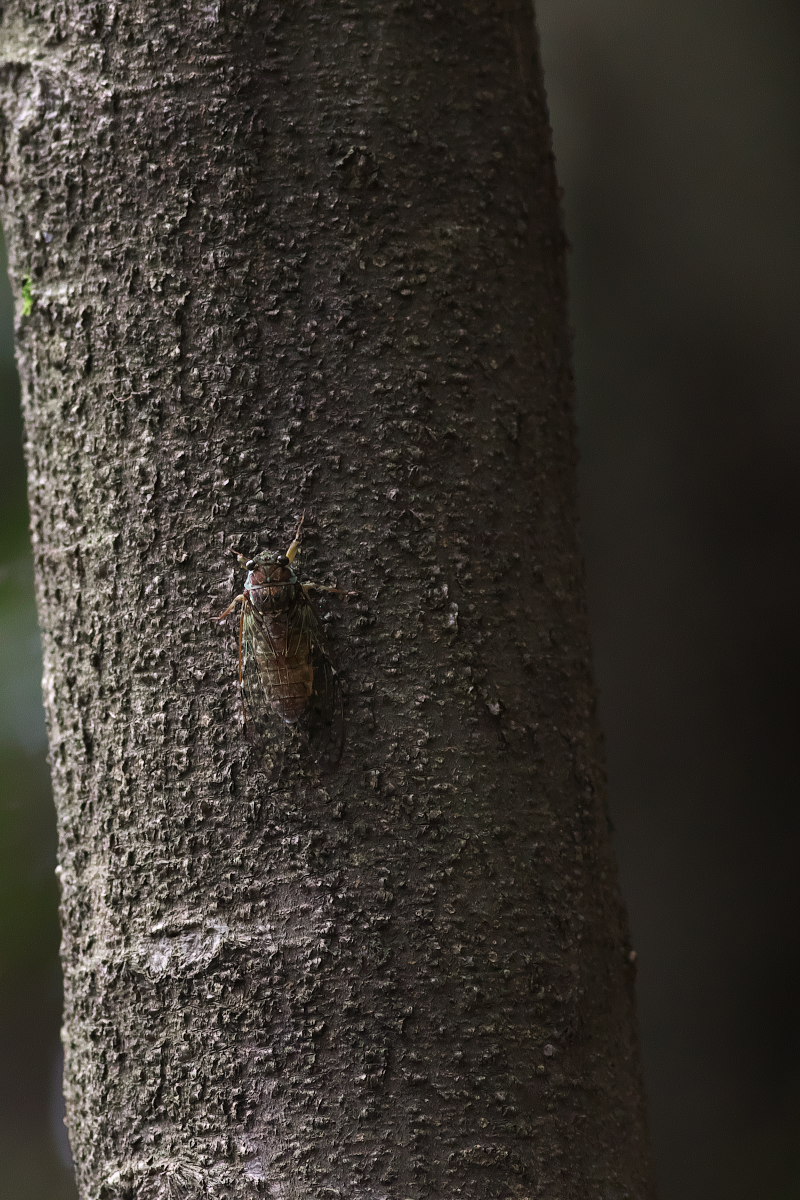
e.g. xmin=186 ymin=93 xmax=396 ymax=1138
xmin=0 ymin=2 xmax=656 ymax=1198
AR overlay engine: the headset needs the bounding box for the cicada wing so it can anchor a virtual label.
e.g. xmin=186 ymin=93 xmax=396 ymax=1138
xmin=239 ymin=605 xmax=288 ymax=753
xmin=307 ymin=643 xmax=346 ymax=772
xmin=294 ymin=596 xmax=346 ymax=772
xmin=238 ymin=593 xmax=345 ymax=774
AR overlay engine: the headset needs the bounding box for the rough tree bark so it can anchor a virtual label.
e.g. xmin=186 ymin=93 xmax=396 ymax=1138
xmin=0 ymin=2 xmax=656 ymax=1198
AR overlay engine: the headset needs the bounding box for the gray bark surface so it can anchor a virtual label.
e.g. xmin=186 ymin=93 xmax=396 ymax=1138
xmin=0 ymin=2 xmax=655 ymax=1197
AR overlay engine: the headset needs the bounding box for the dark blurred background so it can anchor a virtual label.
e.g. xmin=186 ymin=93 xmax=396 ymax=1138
xmin=1 ymin=2 xmax=798 ymax=1197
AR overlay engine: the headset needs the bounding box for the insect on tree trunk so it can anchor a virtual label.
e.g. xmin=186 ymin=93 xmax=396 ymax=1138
xmin=0 ymin=2 xmax=657 ymax=1198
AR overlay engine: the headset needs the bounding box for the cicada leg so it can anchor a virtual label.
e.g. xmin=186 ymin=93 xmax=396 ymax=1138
xmin=286 ymin=512 xmax=306 ymax=563
xmin=302 ymin=582 xmax=358 ymax=598
xmin=286 ymin=515 xmax=358 ymax=596
xmin=216 ymin=593 xmax=246 ymax=621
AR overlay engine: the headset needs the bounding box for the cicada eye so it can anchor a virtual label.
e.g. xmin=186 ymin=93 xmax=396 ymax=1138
xmin=276 ymin=555 xmax=290 ymax=567
xmin=246 ymin=559 xmax=256 ymax=571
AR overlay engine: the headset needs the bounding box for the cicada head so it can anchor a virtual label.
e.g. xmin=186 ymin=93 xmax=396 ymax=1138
xmin=243 ymin=551 xmax=299 ymax=614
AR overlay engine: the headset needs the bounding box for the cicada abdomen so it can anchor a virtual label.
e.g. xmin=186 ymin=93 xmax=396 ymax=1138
xmin=217 ymin=516 xmax=352 ymax=771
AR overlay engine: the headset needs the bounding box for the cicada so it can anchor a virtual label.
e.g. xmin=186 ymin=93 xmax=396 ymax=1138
xmin=217 ymin=515 xmax=353 ymax=769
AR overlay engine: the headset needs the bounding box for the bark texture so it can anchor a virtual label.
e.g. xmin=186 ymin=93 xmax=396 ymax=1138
xmin=0 ymin=2 xmax=655 ymax=1197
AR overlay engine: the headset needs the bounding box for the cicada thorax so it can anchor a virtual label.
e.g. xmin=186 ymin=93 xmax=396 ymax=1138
xmin=245 ymin=560 xmax=297 ymax=615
